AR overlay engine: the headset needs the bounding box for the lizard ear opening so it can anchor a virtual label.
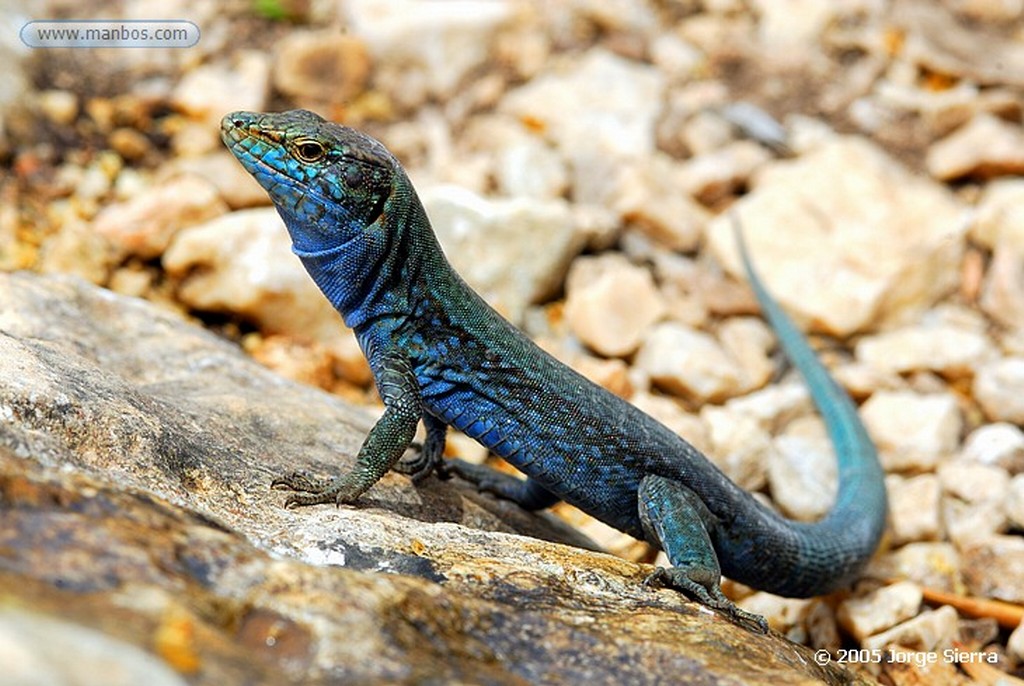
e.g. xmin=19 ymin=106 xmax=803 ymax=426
xmin=367 ymin=191 xmax=388 ymax=225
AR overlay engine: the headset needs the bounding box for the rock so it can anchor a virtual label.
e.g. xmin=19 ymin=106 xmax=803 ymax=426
xmin=677 ymin=140 xmax=772 ymax=205
xmin=837 ymin=581 xmax=923 ymax=642
xmin=926 ymin=114 xmax=1024 ymax=180
xmin=564 ymin=254 xmax=666 ymax=358
xmin=629 ymin=392 xmax=711 ymax=454
xmin=886 ymin=474 xmax=942 ymax=544
xmin=699 ymin=405 xmax=772 ymax=491
xmin=854 ymin=310 xmax=995 ymax=379
xmin=92 ymin=174 xmax=229 ymax=260
xmin=974 ymin=358 xmax=1024 ymax=424
xmin=421 ymin=186 xmax=585 ymax=323
xmin=938 ymin=462 xmax=1009 ymax=505
xmin=1009 ymin=619 xmax=1024 ymax=663
xmin=501 ymin=49 xmax=665 ymax=159
xmin=162 ymin=209 xmax=369 ymax=384
xmin=171 ymin=51 xmax=270 ymax=127
xmin=272 ymin=30 xmax=371 ymax=107
xmin=866 ymin=542 xmax=962 ymax=594
xmin=861 ymin=605 xmax=959 ymax=653
xmin=962 ymin=536 xmax=1024 ymax=604
xmin=962 ymin=423 xmax=1024 ymax=474
xmin=724 ymin=381 xmax=813 ymax=433
xmin=971 ymin=179 xmax=1024 ymax=251
xmin=635 ymin=322 xmax=748 ymax=403
xmin=859 ymin=391 xmax=962 ymax=471
xmin=345 ymin=0 xmax=514 ymax=104
xmin=1006 ymin=476 xmax=1024 ymax=530
xmin=767 ymin=424 xmax=836 ymax=522
xmin=980 ymin=242 xmax=1024 ymax=333
xmin=0 ymin=271 xmax=870 ymax=685
xmin=36 ymin=89 xmax=78 ymax=125
xmin=0 ymin=610 xmax=189 ymax=686
xmin=708 ymin=136 xmax=966 ymax=336
xmin=160 ymin=151 xmax=273 ymax=209
xmin=717 ymin=317 xmax=774 ymax=393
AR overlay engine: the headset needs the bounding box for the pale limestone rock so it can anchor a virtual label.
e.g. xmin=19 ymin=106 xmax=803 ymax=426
xmin=159 ymin=152 xmax=270 ymax=210
xmin=962 ymin=536 xmax=1024 ymax=603
xmin=564 ymin=254 xmax=665 ymax=358
xmin=735 ymin=593 xmax=813 ymax=633
xmin=1008 ymin=619 xmax=1024 ymax=663
xmin=854 ymin=314 xmax=995 ymax=379
xmin=938 ymin=462 xmax=1010 ymax=505
xmin=837 ymin=581 xmax=923 ymax=642
xmin=635 ymin=322 xmax=746 ymax=403
xmin=162 ymin=208 xmax=359 ymax=363
xmin=974 ymin=358 xmax=1024 ymax=424
xmin=700 ymin=405 xmax=771 ymax=491
xmin=717 ymin=317 xmax=774 ymax=393
xmin=421 ymin=185 xmax=584 ymax=323
xmin=708 ymin=136 xmax=965 ymax=336
xmin=501 ymin=49 xmax=665 ymax=158
xmin=92 ymin=174 xmax=228 ymax=260
xmin=886 ymin=474 xmax=942 ymax=544
xmin=600 ymin=154 xmax=711 ymax=251
xmin=493 ymin=135 xmax=569 ymax=200
xmin=971 ymin=179 xmax=1024 ymax=251
xmin=724 ymin=381 xmax=812 ymax=433
xmin=980 ymin=242 xmax=1024 ymax=332
xmin=749 ymin=0 xmax=837 ymax=52
xmin=37 ymin=90 xmax=78 ymax=126
xmin=1006 ymin=476 xmax=1024 ymax=530
xmin=926 ymin=114 xmax=1024 ymax=180
xmin=677 ymin=140 xmax=771 ymax=205
xmin=345 ymin=0 xmax=513 ymax=103
xmin=861 ymin=606 xmax=959 ymax=653
xmin=171 ymin=51 xmax=270 ymax=126
xmin=860 ymin=391 xmax=962 ymax=471
xmin=962 ymin=423 xmax=1024 ymax=474
xmin=272 ymin=30 xmax=370 ymax=105
xmin=767 ymin=418 xmax=836 ymax=521
xmin=942 ymin=498 xmax=1006 ymax=545
xmin=866 ymin=542 xmax=961 ymax=594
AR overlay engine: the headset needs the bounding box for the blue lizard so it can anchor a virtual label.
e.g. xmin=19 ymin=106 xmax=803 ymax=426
xmin=221 ymin=109 xmax=887 ymax=632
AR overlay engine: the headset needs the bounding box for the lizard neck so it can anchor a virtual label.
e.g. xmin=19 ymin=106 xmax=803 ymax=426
xmin=286 ymin=179 xmax=454 ymax=334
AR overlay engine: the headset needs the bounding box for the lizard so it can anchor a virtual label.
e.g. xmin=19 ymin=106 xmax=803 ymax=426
xmin=220 ymin=109 xmax=887 ymax=633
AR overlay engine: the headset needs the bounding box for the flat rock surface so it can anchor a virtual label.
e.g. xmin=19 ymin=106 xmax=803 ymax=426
xmin=0 ymin=271 xmax=865 ymax=685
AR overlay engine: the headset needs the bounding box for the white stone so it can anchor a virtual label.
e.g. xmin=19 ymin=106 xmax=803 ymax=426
xmin=855 ymin=317 xmax=995 ymax=380
xmin=865 ymin=542 xmax=961 ymax=594
xmin=421 ymin=185 xmax=585 ymax=323
xmin=500 ymin=49 xmax=665 ymax=159
xmin=172 ymin=51 xmax=270 ymax=126
xmin=971 ymin=179 xmax=1024 ymax=251
xmin=700 ymin=405 xmax=772 ymax=491
xmin=886 ymin=474 xmax=941 ymax=544
xmin=708 ymin=136 xmax=966 ymax=336
xmin=938 ymin=462 xmax=1010 ymax=505
xmin=92 ymin=175 xmax=228 ymax=260
xmin=861 ymin=605 xmax=959 ymax=653
xmin=860 ymin=391 xmax=962 ymax=471
xmin=564 ymin=254 xmax=666 ymax=358
xmin=635 ymin=322 xmax=747 ymax=403
xmin=767 ymin=419 xmax=836 ymax=521
xmin=629 ymin=392 xmax=711 ymax=455
xmin=926 ymin=114 xmax=1024 ymax=180
xmin=1006 ymin=476 xmax=1024 ymax=530
xmin=345 ymin=0 xmax=514 ymax=101
xmin=975 ymin=358 xmax=1024 ymax=424
xmin=837 ymin=581 xmax=923 ymax=642
xmin=1008 ymin=618 xmax=1024 ymax=663
xmin=963 ymin=423 xmax=1024 ymax=474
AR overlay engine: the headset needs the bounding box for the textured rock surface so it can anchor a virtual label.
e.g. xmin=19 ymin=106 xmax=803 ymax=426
xmin=0 ymin=272 xmax=866 ymax=685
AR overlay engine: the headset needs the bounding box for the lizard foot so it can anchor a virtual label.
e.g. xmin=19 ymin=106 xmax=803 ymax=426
xmin=645 ymin=567 xmax=769 ymax=634
xmin=271 ymin=471 xmax=354 ymax=508
xmin=393 ymin=441 xmax=452 ymax=483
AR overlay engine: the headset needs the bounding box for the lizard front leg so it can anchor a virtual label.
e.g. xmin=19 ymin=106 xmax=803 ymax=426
xmin=638 ymin=475 xmax=769 ymax=633
xmin=273 ymin=352 xmax=422 ymax=507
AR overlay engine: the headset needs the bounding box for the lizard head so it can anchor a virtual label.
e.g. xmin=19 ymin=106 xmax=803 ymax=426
xmin=220 ymin=109 xmax=398 ymax=257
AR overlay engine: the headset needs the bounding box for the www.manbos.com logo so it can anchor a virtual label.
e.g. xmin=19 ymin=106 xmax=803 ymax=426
xmin=21 ymin=20 xmax=200 ymax=48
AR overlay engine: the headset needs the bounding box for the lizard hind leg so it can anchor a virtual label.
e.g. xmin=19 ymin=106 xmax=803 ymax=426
xmin=638 ymin=475 xmax=769 ymax=633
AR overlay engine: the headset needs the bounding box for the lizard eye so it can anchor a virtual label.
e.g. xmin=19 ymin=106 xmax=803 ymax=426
xmin=294 ymin=140 xmax=326 ymax=163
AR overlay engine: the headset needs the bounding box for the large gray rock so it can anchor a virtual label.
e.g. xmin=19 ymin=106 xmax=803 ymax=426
xmin=0 ymin=271 xmax=869 ymax=685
